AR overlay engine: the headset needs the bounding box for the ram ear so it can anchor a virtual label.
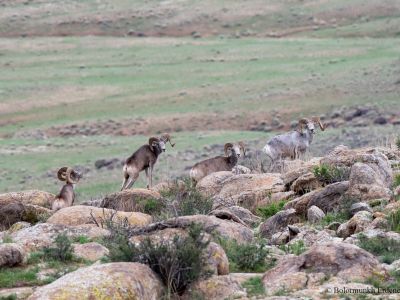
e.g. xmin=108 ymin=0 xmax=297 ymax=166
xmin=224 ymin=143 xmax=233 ymax=156
xmin=148 ymin=137 xmax=159 ymax=151
xmin=296 ymin=118 xmax=309 ymax=134
xmin=238 ymin=141 xmax=246 ymax=156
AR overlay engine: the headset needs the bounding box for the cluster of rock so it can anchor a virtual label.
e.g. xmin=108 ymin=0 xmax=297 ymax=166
xmin=0 ymin=145 xmax=399 ymax=299
xmin=250 ymin=104 xmax=400 ymax=133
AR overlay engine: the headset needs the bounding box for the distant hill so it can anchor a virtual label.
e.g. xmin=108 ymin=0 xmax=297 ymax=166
xmin=1 ymin=0 xmax=400 ymax=38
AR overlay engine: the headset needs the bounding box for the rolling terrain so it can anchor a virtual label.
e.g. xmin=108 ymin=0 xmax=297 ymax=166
xmin=0 ymin=0 xmax=399 ymax=201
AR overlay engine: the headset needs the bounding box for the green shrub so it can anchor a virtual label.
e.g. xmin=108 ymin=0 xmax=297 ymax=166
xmin=394 ymin=174 xmax=400 ymax=188
xmin=366 ymin=270 xmax=400 ymax=291
xmin=2 ymin=234 xmax=13 ymax=243
xmin=142 ymin=198 xmax=164 ymax=215
xmin=101 ymin=216 xmax=134 ymax=262
xmin=279 ymin=240 xmax=307 ymax=256
xmin=131 ymin=224 xmax=211 ymax=296
xmin=102 ymin=219 xmax=211 ymax=298
xmin=313 ymin=164 xmax=349 ymax=185
xmin=396 ymin=137 xmax=400 ymax=151
xmin=159 ymin=178 xmax=213 ymax=219
xmin=42 ymin=233 xmax=73 ymax=262
xmin=242 ymin=276 xmax=265 ymax=297
xmin=358 ymin=234 xmax=400 ymax=264
xmin=388 ymin=209 xmax=400 ymax=233
xmin=256 ymin=200 xmax=286 ymax=219
xmin=319 ymin=211 xmax=349 ymax=227
xmin=72 ymin=235 xmax=91 ymax=244
xmin=218 ymin=238 xmax=273 ymax=273
xmin=0 ymin=295 xmax=17 ymax=300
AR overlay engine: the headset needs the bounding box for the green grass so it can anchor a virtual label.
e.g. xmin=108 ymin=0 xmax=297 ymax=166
xmin=394 ymin=174 xmax=400 ymax=188
xmin=358 ymin=234 xmax=400 ymax=264
xmin=1 ymin=234 xmax=13 ymax=243
xmin=256 ymin=200 xmax=286 ymax=219
xmin=0 ymin=36 xmax=399 ymax=200
xmin=217 ymin=238 xmax=274 ymax=273
xmin=0 ymin=267 xmax=41 ymax=288
xmin=318 ymin=211 xmax=349 ymax=227
xmin=279 ymin=240 xmax=307 ymax=256
xmin=242 ymin=276 xmax=265 ymax=297
xmin=72 ymin=235 xmax=92 ymax=244
xmin=388 ymin=209 xmax=400 ymax=233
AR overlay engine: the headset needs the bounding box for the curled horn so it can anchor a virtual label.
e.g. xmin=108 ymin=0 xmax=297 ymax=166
xmin=238 ymin=141 xmax=246 ymax=156
xmin=297 ymin=118 xmax=309 ymax=134
xmin=57 ymin=167 xmax=68 ymax=181
xmin=312 ymin=116 xmax=325 ymax=131
xmin=66 ymin=167 xmax=80 ymax=184
xmin=149 ymin=137 xmax=159 ymax=151
xmin=160 ymin=133 xmax=175 ymax=147
xmin=224 ymin=143 xmax=233 ymax=156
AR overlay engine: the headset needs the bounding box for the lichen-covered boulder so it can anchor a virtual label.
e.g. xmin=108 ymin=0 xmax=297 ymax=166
xmin=262 ymin=242 xmax=387 ymax=295
xmin=0 ymin=202 xmax=52 ymax=230
xmin=100 ymin=188 xmax=161 ymax=212
xmin=346 ymin=162 xmax=393 ymax=202
xmin=10 ymin=223 xmax=109 ymax=252
xmin=281 ymin=158 xmax=322 ymax=186
xmin=259 ymin=208 xmax=299 ymax=239
xmin=72 ymin=242 xmax=109 ymax=261
xmin=291 ymin=172 xmax=321 ymax=194
xmin=27 ymin=263 xmax=164 ymax=300
xmin=196 ymin=171 xmax=235 ymax=197
xmin=321 ymin=146 xmax=393 ymax=186
xmin=287 ymin=227 xmax=342 ymax=248
xmin=212 ymin=173 xmax=285 ymax=211
xmin=0 ymin=190 xmax=55 ymax=209
xmin=350 ymin=202 xmax=373 ymax=215
xmin=322 ymin=146 xmax=393 ymax=202
xmin=337 ymin=211 xmax=373 ymax=238
xmin=210 ymin=205 xmax=261 ymax=227
xmin=182 ymin=275 xmax=246 ymax=300
xmin=131 ymin=215 xmax=253 ymax=244
xmin=0 ymin=287 xmax=34 ymax=300
xmin=285 ymin=181 xmax=349 ymax=216
xmin=0 ymin=243 xmax=26 ymax=267
xmin=47 ymin=205 xmax=152 ymax=227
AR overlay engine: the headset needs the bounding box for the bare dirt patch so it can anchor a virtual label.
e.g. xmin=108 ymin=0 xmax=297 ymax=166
xmin=0 ymin=86 xmax=121 ymax=115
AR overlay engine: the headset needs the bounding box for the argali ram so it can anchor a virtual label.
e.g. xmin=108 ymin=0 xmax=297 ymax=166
xmin=190 ymin=142 xmax=246 ymax=183
xmin=51 ymin=167 xmax=82 ymax=211
xmin=121 ymin=133 xmax=175 ymax=190
xmin=262 ymin=116 xmax=325 ymax=169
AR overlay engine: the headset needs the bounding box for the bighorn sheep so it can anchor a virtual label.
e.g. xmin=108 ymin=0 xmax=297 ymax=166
xmin=190 ymin=142 xmax=246 ymax=183
xmin=121 ymin=133 xmax=175 ymax=190
xmin=52 ymin=167 xmax=82 ymax=211
xmin=262 ymin=117 xmax=325 ymax=169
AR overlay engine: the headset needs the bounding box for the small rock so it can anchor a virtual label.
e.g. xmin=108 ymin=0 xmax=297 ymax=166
xmin=307 ymin=206 xmax=325 ymax=223
xmin=373 ymin=116 xmax=388 ymax=125
xmin=350 ymin=202 xmax=372 ymax=215
xmin=0 ymin=243 xmax=26 ymax=267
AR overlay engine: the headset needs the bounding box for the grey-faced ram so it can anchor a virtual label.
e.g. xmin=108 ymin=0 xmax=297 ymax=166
xmin=262 ymin=116 xmax=325 ymax=169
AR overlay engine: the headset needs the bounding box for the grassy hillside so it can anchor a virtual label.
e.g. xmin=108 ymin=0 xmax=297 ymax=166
xmin=0 ymin=0 xmax=399 ymax=38
xmin=1 ymin=36 xmax=399 ymax=137
xmin=1 ymin=0 xmax=399 ymax=200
